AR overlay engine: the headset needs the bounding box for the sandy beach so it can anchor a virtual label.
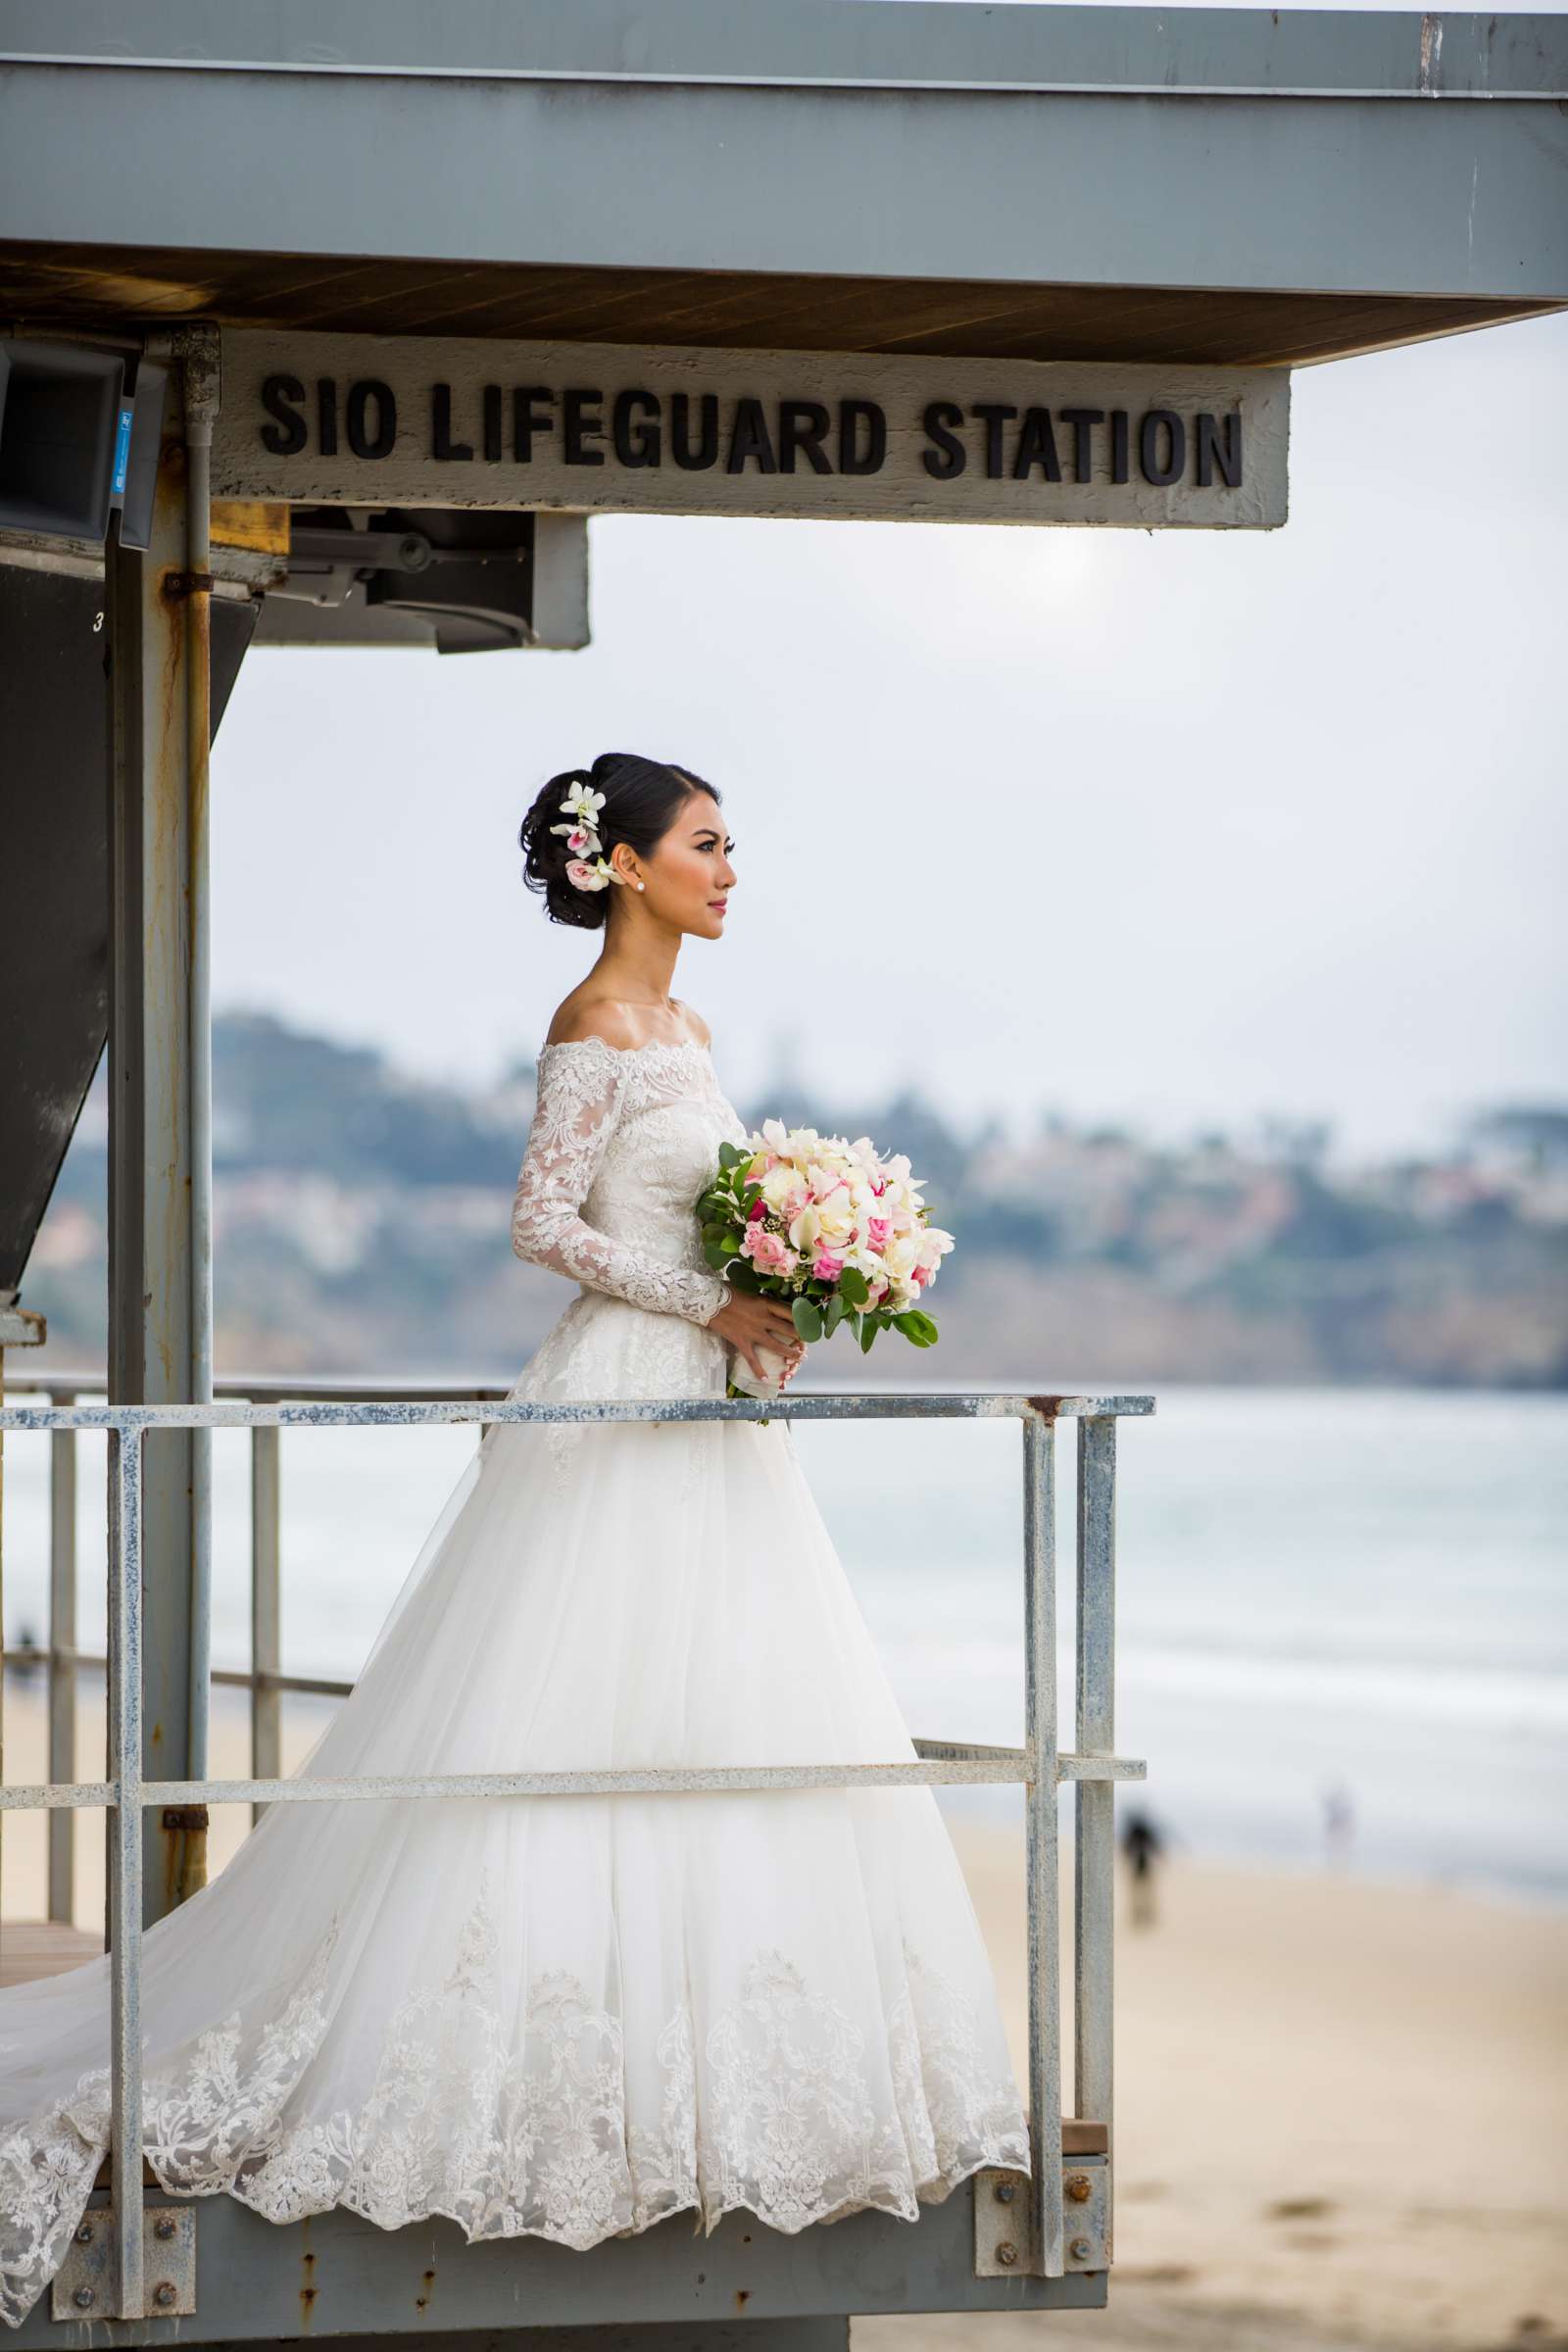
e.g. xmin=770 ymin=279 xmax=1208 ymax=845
xmin=3 ymin=1678 xmax=1564 ymax=2352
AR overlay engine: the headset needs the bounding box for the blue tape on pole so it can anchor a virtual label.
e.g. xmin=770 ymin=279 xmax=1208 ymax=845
xmin=112 ymin=403 xmax=133 ymax=497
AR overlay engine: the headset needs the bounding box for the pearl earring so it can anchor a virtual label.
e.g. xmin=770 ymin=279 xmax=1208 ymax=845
xmin=636 ymin=881 xmax=645 ymax=892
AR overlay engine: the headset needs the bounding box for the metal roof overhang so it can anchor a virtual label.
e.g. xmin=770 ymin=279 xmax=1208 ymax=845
xmin=0 ymin=0 xmax=1564 ymax=368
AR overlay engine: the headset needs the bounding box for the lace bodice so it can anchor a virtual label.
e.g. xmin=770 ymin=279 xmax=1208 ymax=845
xmin=511 ymin=1036 xmax=744 ymax=1329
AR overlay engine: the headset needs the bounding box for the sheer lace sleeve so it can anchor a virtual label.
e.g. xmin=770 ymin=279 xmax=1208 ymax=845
xmin=511 ymin=1042 xmax=731 ymax=1328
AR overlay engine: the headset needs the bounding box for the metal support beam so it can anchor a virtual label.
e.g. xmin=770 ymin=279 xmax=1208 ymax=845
xmin=165 ymin=324 xmax=219 ymax=1849
xmin=47 ymin=1406 xmax=76 ymax=1921
xmin=1074 ymin=1414 xmax=1118 ymax=2262
xmin=1022 ymin=1411 xmax=1064 ymax=2278
xmin=105 ymin=1427 xmax=145 ymax=2324
xmin=249 ymin=1424 xmax=281 ymax=1824
xmin=106 ymin=358 xmax=205 ymax=1925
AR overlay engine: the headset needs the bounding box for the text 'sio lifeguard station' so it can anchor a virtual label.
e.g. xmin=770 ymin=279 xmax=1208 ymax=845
xmin=0 ymin=6 xmax=1563 ymax=2345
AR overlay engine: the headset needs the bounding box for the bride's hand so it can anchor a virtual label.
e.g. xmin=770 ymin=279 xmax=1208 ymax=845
xmin=708 ymin=1291 xmax=806 ymax=1385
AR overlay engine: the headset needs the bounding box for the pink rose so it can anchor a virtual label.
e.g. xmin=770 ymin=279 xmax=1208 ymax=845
xmin=865 ymin=1217 xmax=891 ymax=1251
xmin=564 ymin=858 xmax=600 ymax=890
xmin=743 ymin=1227 xmax=791 ymax=1275
xmin=811 ymin=1250 xmax=845 ymax=1283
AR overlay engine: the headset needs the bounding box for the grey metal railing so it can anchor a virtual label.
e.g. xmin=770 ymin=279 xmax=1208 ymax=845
xmin=0 ymin=1381 xmax=1151 ymax=2314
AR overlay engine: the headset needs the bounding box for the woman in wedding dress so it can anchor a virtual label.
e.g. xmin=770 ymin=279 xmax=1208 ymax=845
xmin=0 ymin=752 xmax=1030 ymax=2328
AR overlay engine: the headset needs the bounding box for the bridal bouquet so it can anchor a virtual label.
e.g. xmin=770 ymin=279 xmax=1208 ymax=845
xmin=698 ymin=1118 xmax=955 ymax=1399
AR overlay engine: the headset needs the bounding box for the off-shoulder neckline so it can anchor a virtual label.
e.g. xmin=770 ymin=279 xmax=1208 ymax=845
xmin=538 ymin=1034 xmax=711 ymax=1060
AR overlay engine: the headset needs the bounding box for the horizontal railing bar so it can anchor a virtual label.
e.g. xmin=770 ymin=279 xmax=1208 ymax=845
xmin=912 ymin=1736 xmax=1027 ymax=1761
xmin=0 ymin=1782 xmax=117 ymax=1809
xmin=0 ymin=1750 xmax=1147 ymax=1810
xmin=13 ymin=1370 xmax=517 ymax=1403
xmin=183 ymin=1761 xmax=1032 ymax=1803
xmin=0 ymin=1391 xmax=1156 ymax=1435
xmin=3 ymin=1643 xmax=357 ymax=1699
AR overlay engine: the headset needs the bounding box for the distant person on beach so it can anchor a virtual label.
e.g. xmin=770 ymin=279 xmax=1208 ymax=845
xmin=1321 ymin=1780 xmax=1355 ymax=1869
xmin=1120 ymin=1807 xmax=1166 ymax=1928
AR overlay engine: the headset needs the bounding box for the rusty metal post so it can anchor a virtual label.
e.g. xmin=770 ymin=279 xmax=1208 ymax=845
xmin=105 ymin=345 xmax=207 ymax=1925
xmin=173 ymin=326 xmax=219 ymax=1888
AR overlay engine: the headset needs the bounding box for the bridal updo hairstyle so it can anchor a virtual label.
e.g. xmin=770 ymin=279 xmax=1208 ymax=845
xmin=518 ymin=753 xmax=719 ymax=931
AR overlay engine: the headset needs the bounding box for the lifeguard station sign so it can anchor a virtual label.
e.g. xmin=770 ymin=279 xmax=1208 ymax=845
xmin=214 ymin=329 xmax=1290 ymax=529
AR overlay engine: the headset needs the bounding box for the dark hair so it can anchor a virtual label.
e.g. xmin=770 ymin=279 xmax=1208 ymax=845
xmin=518 ymin=752 xmax=719 ymax=931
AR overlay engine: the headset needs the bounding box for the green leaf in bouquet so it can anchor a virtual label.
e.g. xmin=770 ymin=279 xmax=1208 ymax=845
xmin=858 ymin=1314 xmax=879 ymax=1353
xmin=893 ymin=1308 xmax=940 ymax=1348
xmin=823 ymin=1293 xmax=846 ymax=1338
xmin=717 ymin=1142 xmax=746 ymax=1170
xmin=792 ymin=1296 xmax=824 ymax=1344
xmin=718 ymin=1234 xmax=742 ymax=1256
xmin=838 ymin=1266 xmax=870 ymax=1308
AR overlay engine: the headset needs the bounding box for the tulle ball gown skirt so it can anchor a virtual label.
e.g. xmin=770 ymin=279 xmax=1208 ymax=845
xmin=0 ymin=1300 xmax=1030 ymax=2329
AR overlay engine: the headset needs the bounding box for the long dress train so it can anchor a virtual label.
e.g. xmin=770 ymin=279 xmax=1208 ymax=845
xmin=0 ymin=1032 xmax=1029 ymax=2328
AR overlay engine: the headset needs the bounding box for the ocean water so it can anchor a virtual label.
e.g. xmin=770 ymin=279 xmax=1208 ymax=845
xmin=3 ymin=1384 xmax=1563 ymax=1905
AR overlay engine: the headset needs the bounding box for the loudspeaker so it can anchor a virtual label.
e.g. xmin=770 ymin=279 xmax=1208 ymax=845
xmin=0 ymin=339 xmax=125 ymax=540
xmin=0 ymin=340 xmax=171 ymax=547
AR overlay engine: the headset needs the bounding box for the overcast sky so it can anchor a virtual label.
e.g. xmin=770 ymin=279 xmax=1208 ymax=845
xmin=211 ymin=305 xmax=1564 ymax=1165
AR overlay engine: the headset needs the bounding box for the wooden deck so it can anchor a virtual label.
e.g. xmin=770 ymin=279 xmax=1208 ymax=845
xmin=1 ymin=1918 xmax=103 ymax=1987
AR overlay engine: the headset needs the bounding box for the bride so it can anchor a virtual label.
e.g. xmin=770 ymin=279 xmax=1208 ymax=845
xmin=0 ymin=751 xmax=1030 ymax=2329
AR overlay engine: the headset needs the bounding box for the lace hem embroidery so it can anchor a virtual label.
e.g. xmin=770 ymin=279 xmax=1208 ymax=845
xmin=0 ymin=1879 xmax=1030 ymax=2328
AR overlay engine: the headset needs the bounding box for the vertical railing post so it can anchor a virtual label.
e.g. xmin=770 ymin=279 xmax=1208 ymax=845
xmin=1074 ymin=1414 xmax=1117 ymax=2260
xmin=106 ymin=1425 xmax=145 ymax=2322
xmin=250 ymin=1424 xmax=282 ymax=1824
xmin=47 ymin=1408 xmax=77 ymax=1924
xmin=1022 ymin=1408 xmax=1064 ymax=2278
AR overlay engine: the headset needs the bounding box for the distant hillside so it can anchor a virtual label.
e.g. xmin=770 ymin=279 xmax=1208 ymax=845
xmin=23 ymin=1010 xmax=1568 ymax=1389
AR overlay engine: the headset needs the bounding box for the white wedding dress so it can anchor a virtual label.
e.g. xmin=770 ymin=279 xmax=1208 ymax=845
xmin=0 ymin=1033 xmax=1030 ymax=2328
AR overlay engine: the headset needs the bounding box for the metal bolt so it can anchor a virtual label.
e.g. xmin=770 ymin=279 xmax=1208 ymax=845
xmin=1065 ymin=2173 xmax=1092 ymax=2203
xmin=74 ymin=2287 xmax=95 ymax=2310
xmin=994 ymin=2180 xmax=1015 ymax=2204
xmin=996 ymin=2241 xmax=1018 ymax=2268
xmin=1070 ymin=2236 xmax=1094 ymax=2263
xmin=154 ymin=2281 xmax=177 ymax=2308
xmin=74 ymin=2222 xmax=94 ymax=2244
xmin=154 ymin=2216 xmax=177 ymax=2240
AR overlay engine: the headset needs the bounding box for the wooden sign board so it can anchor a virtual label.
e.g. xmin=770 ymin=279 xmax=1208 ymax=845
xmin=214 ymin=329 xmax=1290 ymax=530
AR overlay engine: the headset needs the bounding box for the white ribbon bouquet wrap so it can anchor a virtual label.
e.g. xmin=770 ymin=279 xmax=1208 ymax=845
xmin=697 ymin=1118 xmax=956 ymax=1401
